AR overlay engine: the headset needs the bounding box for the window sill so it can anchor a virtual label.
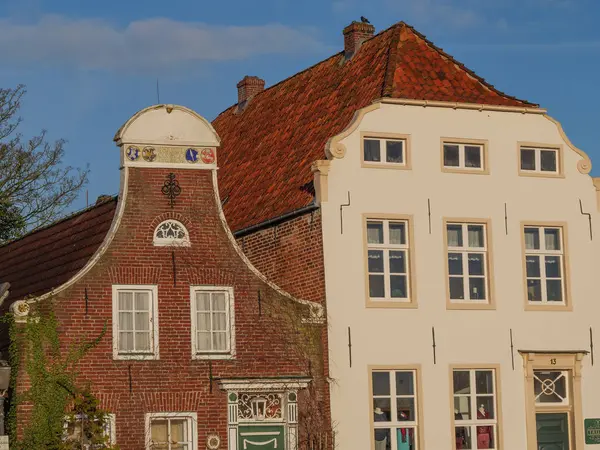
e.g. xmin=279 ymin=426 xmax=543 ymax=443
xmin=518 ymin=170 xmax=564 ymax=179
xmin=193 ymin=353 xmax=236 ymax=360
xmin=442 ymin=167 xmax=489 ymax=175
xmin=525 ymin=302 xmax=572 ymax=312
xmin=361 ymin=162 xmax=411 ymax=170
xmin=366 ymin=299 xmax=418 ymax=309
xmin=446 ymin=301 xmax=495 ymax=310
xmin=113 ymin=353 xmax=159 ymax=361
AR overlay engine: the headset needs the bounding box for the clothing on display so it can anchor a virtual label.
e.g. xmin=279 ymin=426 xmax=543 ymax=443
xmin=477 ymin=405 xmax=492 ymax=449
xmin=396 ymin=410 xmax=414 ymax=450
xmin=374 ymin=408 xmax=388 ymax=450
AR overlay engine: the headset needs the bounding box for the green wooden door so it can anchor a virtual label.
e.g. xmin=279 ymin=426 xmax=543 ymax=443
xmin=536 ymin=413 xmax=570 ymax=450
xmin=238 ymin=425 xmax=285 ymax=450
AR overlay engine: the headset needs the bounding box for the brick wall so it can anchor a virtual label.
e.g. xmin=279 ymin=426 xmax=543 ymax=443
xmin=234 ymin=211 xmax=331 ymax=444
xmin=15 ymin=167 xmax=329 ymax=449
xmin=236 ymin=211 xmax=325 ymax=304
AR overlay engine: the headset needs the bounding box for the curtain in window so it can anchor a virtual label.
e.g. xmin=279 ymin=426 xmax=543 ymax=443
xmin=447 ymin=227 xmax=461 ymax=247
xmin=389 ymin=223 xmax=405 ymax=245
xmin=545 ymin=229 xmax=560 ymax=250
xmin=170 ymin=419 xmax=187 ymax=443
xmin=367 ymin=222 xmax=383 ymax=244
xmin=151 ymin=420 xmax=168 ymax=444
xmin=467 ymin=226 xmax=483 ymax=248
xmin=524 ymin=228 xmax=539 ymax=250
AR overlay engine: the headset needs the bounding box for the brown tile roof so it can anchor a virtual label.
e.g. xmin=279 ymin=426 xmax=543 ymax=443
xmin=214 ymin=22 xmax=536 ymax=232
xmin=0 ymin=197 xmax=117 ymax=304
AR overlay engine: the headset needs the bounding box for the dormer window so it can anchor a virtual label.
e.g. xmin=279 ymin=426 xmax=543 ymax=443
xmin=153 ymin=220 xmax=190 ymax=247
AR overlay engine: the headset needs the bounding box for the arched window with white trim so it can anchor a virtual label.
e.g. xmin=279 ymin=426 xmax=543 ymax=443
xmin=153 ymin=220 xmax=190 ymax=247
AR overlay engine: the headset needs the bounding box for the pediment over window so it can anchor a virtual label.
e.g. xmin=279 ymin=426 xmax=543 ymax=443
xmin=153 ymin=220 xmax=190 ymax=247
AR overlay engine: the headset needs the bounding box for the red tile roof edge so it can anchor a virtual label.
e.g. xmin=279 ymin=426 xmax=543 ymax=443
xmin=214 ymin=50 xmax=348 ymax=122
xmin=0 ymin=195 xmax=118 ymax=250
xmin=396 ymin=22 xmax=537 ymax=107
xmin=215 ymin=21 xmax=535 ymax=122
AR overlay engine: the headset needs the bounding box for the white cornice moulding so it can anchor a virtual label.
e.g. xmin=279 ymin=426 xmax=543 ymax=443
xmin=218 ymin=378 xmax=312 ymax=391
xmin=378 ymin=97 xmax=548 ymax=115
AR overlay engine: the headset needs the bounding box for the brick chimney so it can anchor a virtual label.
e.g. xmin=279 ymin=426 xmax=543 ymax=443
xmin=237 ymin=76 xmax=265 ymax=104
xmin=343 ymin=21 xmax=375 ymax=59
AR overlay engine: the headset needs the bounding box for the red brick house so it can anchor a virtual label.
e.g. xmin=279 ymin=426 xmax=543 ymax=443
xmin=0 ymin=105 xmax=327 ymax=450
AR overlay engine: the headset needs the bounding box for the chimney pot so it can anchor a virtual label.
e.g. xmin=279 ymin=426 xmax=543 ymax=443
xmin=96 ymin=195 xmax=112 ymax=205
xmin=237 ymin=76 xmax=265 ymax=105
xmin=343 ymin=21 xmax=375 ymax=59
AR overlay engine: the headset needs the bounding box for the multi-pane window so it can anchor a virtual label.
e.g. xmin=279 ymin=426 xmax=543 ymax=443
xmin=191 ymin=287 xmax=234 ymax=358
xmin=446 ymin=222 xmax=489 ymax=302
xmin=453 ymin=369 xmax=498 ymax=450
xmin=520 ymin=146 xmax=559 ymax=174
xmin=364 ymin=137 xmax=406 ymax=166
xmin=147 ymin=413 xmax=196 ymax=450
xmin=524 ymin=226 xmax=565 ymax=303
xmin=64 ymin=414 xmax=116 ymax=448
xmin=112 ymin=286 xmax=158 ymax=359
xmin=443 ymin=142 xmax=485 ymax=171
xmin=372 ymin=370 xmax=419 ymax=450
xmin=366 ymin=219 xmax=411 ymax=301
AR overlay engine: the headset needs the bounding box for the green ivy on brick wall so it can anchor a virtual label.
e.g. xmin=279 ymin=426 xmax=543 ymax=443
xmin=4 ymin=299 xmax=119 ymax=449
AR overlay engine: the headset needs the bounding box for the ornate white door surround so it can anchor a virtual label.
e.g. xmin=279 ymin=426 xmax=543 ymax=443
xmin=219 ymin=378 xmax=311 ymax=450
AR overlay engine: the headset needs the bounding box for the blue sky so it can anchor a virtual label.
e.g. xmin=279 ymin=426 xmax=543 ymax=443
xmin=1 ymin=0 xmax=599 ymax=212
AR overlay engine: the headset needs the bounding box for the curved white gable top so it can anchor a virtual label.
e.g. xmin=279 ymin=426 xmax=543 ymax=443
xmin=114 ymin=104 xmax=221 ymax=148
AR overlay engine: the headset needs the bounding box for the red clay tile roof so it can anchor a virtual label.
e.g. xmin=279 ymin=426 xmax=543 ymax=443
xmin=214 ymin=22 xmax=536 ymax=232
xmin=0 ymin=197 xmax=117 ymax=304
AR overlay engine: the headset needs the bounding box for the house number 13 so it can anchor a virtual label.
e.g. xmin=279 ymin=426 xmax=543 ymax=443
xmin=550 ymin=358 xmax=557 ymax=365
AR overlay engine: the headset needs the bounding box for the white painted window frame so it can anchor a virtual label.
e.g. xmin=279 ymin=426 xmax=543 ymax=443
xmin=153 ymin=219 xmax=191 ymax=247
xmin=366 ymin=219 xmax=411 ymax=302
xmin=520 ymin=146 xmax=559 ymax=174
xmin=453 ymin=369 xmax=498 ymax=450
xmin=447 ymin=222 xmax=489 ymax=303
xmin=145 ymin=412 xmax=198 ymax=450
xmin=524 ymin=226 xmax=565 ymax=304
xmin=112 ymin=285 xmax=159 ymax=360
xmin=443 ymin=142 xmax=484 ymax=171
xmin=371 ymin=369 xmax=419 ymax=450
xmin=190 ymin=286 xmax=236 ymax=360
xmin=363 ymin=137 xmax=407 ymax=166
xmin=63 ymin=413 xmax=116 ymax=447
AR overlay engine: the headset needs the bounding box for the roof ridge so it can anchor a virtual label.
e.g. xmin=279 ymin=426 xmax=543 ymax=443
xmin=381 ymin=23 xmax=404 ymax=97
xmin=401 ymin=23 xmax=537 ymax=107
xmin=0 ymin=195 xmax=118 ymax=249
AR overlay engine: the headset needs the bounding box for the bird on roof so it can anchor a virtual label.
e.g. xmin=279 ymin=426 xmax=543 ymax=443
xmin=360 ymin=16 xmax=370 ymax=24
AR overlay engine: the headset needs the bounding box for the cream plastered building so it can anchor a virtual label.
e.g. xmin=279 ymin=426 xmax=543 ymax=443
xmin=315 ymin=99 xmax=600 ymax=450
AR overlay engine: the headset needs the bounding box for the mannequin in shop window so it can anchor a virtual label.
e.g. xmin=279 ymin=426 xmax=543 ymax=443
xmin=397 ymin=410 xmax=414 ymax=450
xmin=374 ymin=407 xmax=388 ymax=450
xmin=477 ymin=404 xmax=491 ymax=449
xmin=455 ymin=410 xmax=468 ymax=450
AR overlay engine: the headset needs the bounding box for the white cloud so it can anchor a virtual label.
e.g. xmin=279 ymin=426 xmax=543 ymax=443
xmin=0 ymin=15 xmax=328 ymax=71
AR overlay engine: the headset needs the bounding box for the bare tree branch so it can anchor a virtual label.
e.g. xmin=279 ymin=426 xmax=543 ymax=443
xmin=0 ymin=85 xmax=89 ymax=243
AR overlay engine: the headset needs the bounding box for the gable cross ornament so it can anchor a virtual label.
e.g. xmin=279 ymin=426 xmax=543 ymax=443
xmin=161 ymin=173 xmax=181 ymax=208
